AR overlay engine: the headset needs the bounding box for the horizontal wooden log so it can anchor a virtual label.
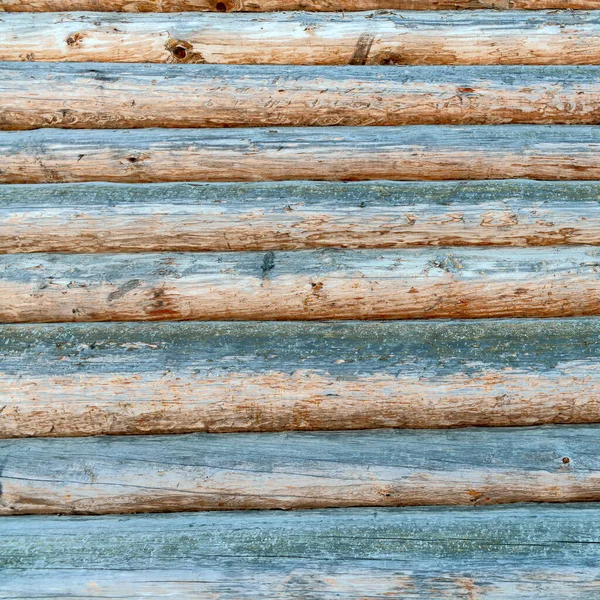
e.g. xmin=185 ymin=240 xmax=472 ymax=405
xmin=5 ymin=64 xmax=600 ymax=129
xmin=0 ymin=425 xmax=598 ymax=513
xmin=4 ymin=248 xmax=600 ymax=322
xmin=4 ymin=126 xmax=600 ymax=183
xmin=3 ymin=318 xmax=600 ymax=437
xmin=1 ymin=0 xmax=598 ymax=11
xmin=2 ymin=505 xmax=600 ymax=599
xmin=4 ymin=181 xmax=600 ymax=253
xmin=2 ymin=11 xmax=600 ymax=65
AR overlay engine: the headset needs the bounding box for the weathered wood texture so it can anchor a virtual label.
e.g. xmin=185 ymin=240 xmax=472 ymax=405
xmin=5 ymin=65 xmax=600 ymax=130
xmin=2 ymin=0 xmax=598 ymax=11
xmin=4 ymin=181 xmax=600 ymax=253
xmin=0 ymin=425 xmax=598 ymax=513
xmin=3 ymin=11 xmax=600 ymax=65
xmin=2 ymin=319 xmax=600 ymax=437
xmin=3 ymin=248 xmax=600 ymax=322
xmin=2 ymin=505 xmax=600 ymax=599
xmin=4 ymin=126 xmax=600 ymax=183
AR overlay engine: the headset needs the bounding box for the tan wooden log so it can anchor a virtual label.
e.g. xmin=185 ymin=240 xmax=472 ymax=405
xmin=4 ymin=64 xmax=600 ymax=130
xmin=0 ymin=426 xmax=597 ymax=514
xmin=1 ymin=0 xmax=598 ymax=11
xmin=2 ymin=319 xmax=600 ymax=437
xmin=3 ymin=181 xmax=600 ymax=254
xmin=3 ymin=126 xmax=600 ymax=184
xmin=2 ymin=11 xmax=600 ymax=65
xmin=3 ymin=248 xmax=600 ymax=322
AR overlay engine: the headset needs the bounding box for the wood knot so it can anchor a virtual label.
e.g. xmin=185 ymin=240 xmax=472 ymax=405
xmin=166 ymin=39 xmax=206 ymax=64
xmin=66 ymin=32 xmax=83 ymax=47
xmin=562 ymin=456 xmax=571 ymax=464
xmin=216 ymin=1 xmax=227 ymax=10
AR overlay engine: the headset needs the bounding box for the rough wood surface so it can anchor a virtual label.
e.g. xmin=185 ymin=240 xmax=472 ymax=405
xmin=2 ymin=319 xmax=600 ymax=437
xmin=3 ymin=248 xmax=600 ymax=322
xmin=0 ymin=425 xmax=598 ymax=513
xmin=2 ymin=11 xmax=600 ymax=65
xmin=4 ymin=181 xmax=600 ymax=253
xmin=2 ymin=0 xmax=598 ymax=11
xmin=5 ymin=64 xmax=600 ymax=130
xmin=4 ymin=126 xmax=600 ymax=183
xmin=2 ymin=505 xmax=600 ymax=598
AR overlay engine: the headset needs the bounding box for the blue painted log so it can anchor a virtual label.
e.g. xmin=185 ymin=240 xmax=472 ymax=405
xmin=2 ymin=319 xmax=600 ymax=437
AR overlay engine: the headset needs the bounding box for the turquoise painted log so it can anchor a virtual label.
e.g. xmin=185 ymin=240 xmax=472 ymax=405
xmin=3 ymin=247 xmax=600 ymax=321
xmin=3 ymin=64 xmax=600 ymax=130
xmin=2 ymin=11 xmax=600 ymax=65
xmin=2 ymin=505 xmax=600 ymax=598
xmin=2 ymin=319 xmax=600 ymax=437
xmin=0 ymin=425 xmax=598 ymax=513
xmin=2 ymin=181 xmax=600 ymax=253
xmin=4 ymin=126 xmax=600 ymax=183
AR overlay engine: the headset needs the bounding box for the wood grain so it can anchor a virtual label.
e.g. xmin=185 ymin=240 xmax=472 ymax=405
xmin=2 ymin=11 xmax=600 ymax=65
xmin=3 ymin=319 xmax=600 ymax=437
xmin=0 ymin=426 xmax=598 ymax=513
xmin=4 ymin=181 xmax=600 ymax=253
xmin=4 ymin=248 xmax=600 ymax=322
xmin=4 ymin=126 xmax=600 ymax=183
xmin=5 ymin=64 xmax=600 ymax=129
xmin=2 ymin=0 xmax=598 ymax=11
xmin=2 ymin=505 xmax=600 ymax=598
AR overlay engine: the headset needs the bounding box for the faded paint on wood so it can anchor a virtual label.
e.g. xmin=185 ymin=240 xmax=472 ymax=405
xmin=3 ymin=181 xmax=600 ymax=253
xmin=3 ymin=248 xmax=600 ymax=322
xmin=2 ymin=505 xmax=600 ymax=598
xmin=2 ymin=318 xmax=600 ymax=437
xmin=2 ymin=0 xmax=598 ymax=11
xmin=0 ymin=426 xmax=597 ymax=513
xmin=4 ymin=64 xmax=600 ymax=130
xmin=2 ymin=11 xmax=600 ymax=65
xmin=3 ymin=126 xmax=600 ymax=183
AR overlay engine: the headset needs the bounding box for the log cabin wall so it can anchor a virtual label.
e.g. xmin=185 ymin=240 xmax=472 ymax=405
xmin=1 ymin=0 xmax=600 ymax=597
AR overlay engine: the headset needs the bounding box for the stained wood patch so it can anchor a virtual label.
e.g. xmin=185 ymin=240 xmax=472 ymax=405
xmin=3 ymin=126 xmax=600 ymax=183
xmin=3 ymin=181 xmax=600 ymax=253
xmin=2 ymin=319 xmax=600 ymax=437
xmin=2 ymin=505 xmax=600 ymax=598
xmin=1 ymin=0 xmax=597 ymax=11
xmin=0 ymin=425 xmax=598 ymax=513
xmin=2 ymin=11 xmax=600 ymax=65
xmin=4 ymin=64 xmax=600 ymax=129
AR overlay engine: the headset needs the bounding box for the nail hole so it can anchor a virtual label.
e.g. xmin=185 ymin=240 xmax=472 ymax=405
xmin=562 ymin=456 xmax=571 ymax=464
xmin=173 ymin=45 xmax=188 ymax=59
xmin=216 ymin=2 xmax=227 ymax=10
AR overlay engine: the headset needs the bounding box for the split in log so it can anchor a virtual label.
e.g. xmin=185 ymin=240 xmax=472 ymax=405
xmin=2 ymin=504 xmax=600 ymax=598
xmin=3 ymin=181 xmax=600 ymax=253
xmin=4 ymin=64 xmax=600 ymax=130
xmin=2 ymin=319 xmax=600 ymax=437
xmin=4 ymin=126 xmax=600 ymax=183
xmin=1 ymin=0 xmax=598 ymax=12
xmin=4 ymin=248 xmax=600 ymax=322
xmin=2 ymin=11 xmax=600 ymax=65
xmin=0 ymin=425 xmax=598 ymax=513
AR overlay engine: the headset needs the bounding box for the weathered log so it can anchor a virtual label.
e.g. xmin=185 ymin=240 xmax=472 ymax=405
xmin=3 ymin=181 xmax=600 ymax=253
xmin=2 ymin=11 xmax=600 ymax=65
xmin=0 ymin=425 xmax=597 ymax=513
xmin=1 ymin=0 xmax=598 ymax=11
xmin=2 ymin=505 xmax=600 ymax=598
xmin=4 ymin=248 xmax=600 ymax=322
xmin=2 ymin=319 xmax=600 ymax=437
xmin=4 ymin=64 xmax=600 ymax=130
xmin=3 ymin=126 xmax=600 ymax=183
